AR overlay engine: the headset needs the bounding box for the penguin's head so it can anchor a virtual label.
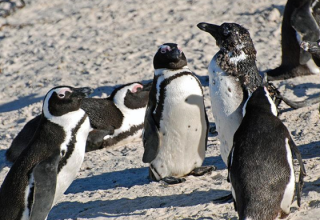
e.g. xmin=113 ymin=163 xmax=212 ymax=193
xmin=300 ymin=40 xmax=320 ymax=56
xmin=197 ymin=22 xmax=256 ymax=55
xmin=153 ymin=43 xmax=187 ymax=70
xmin=109 ymin=82 xmax=150 ymax=111
xmin=43 ymin=86 xmax=93 ymax=117
xmin=243 ymin=86 xmax=278 ymax=117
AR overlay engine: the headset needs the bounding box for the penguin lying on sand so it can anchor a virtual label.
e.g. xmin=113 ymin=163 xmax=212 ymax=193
xmin=228 ymin=86 xmax=306 ymax=220
xmin=143 ymin=43 xmax=215 ymax=184
xmin=267 ymin=0 xmax=320 ymax=80
xmin=0 ymin=86 xmax=92 ymax=220
xmin=6 ymin=82 xmax=150 ymax=163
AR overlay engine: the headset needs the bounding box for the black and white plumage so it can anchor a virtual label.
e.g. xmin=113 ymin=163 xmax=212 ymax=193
xmin=197 ymin=22 xmax=262 ymax=165
xmin=267 ymin=0 xmax=320 ymax=80
xmin=83 ymin=82 xmax=150 ymax=151
xmin=5 ymin=82 xmax=150 ymax=163
xmin=228 ymin=86 xmax=306 ymax=220
xmin=0 ymin=86 xmax=92 ymax=220
xmin=143 ymin=43 xmax=213 ymax=184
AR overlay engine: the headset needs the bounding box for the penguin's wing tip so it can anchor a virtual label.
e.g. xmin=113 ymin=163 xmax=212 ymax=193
xmin=142 ymin=108 xmax=160 ymax=163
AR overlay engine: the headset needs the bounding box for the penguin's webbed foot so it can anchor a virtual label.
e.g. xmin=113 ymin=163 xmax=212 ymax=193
xmin=189 ymin=166 xmax=216 ymax=176
xmin=212 ymin=193 xmax=233 ymax=204
xmin=161 ymin=176 xmax=186 ymax=185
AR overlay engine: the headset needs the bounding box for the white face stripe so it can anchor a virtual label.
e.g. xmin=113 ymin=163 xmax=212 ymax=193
xmin=159 ymin=45 xmax=171 ymax=53
xmin=264 ymin=87 xmax=278 ymax=116
xmin=43 ymin=87 xmax=72 ymax=119
xmin=229 ymin=50 xmax=247 ymax=64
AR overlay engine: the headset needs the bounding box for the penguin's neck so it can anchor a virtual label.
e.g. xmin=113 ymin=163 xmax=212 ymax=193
xmin=46 ymin=109 xmax=87 ymax=132
xmin=216 ymin=47 xmax=261 ymax=93
xmin=154 ymin=66 xmax=192 ymax=78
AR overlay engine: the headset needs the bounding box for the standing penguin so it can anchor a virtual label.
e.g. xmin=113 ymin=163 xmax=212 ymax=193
xmin=5 ymin=82 xmax=150 ymax=163
xmin=267 ymin=0 xmax=320 ymax=80
xmin=197 ymin=22 xmax=262 ymax=165
xmin=0 ymin=86 xmax=92 ymax=220
xmin=228 ymin=86 xmax=306 ymax=220
xmin=143 ymin=43 xmax=214 ymax=184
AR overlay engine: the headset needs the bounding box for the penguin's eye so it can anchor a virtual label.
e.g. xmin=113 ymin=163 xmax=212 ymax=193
xmin=58 ymin=93 xmax=65 ymax=99
xmin=317 ymin=39 xmax=320 ymax=47
xmin=223 ymin=28 xmax=230 ymax=37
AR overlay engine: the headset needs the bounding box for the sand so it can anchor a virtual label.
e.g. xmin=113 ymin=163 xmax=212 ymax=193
xmin=0 ymin=0 xmax=320 ymax=219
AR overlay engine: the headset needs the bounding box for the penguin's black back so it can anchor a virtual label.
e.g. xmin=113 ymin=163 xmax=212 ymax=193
xmin=230 ymin=87 xmax=292 ymax=220
xmin=0 ymin=116 xmax=65 ymax=220
xmin=81 ymin=98 xmax=123 ymax=130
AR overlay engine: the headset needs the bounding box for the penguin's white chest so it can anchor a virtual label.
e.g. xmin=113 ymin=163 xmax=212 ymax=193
xmin=208 ymin=57 xmax=244 ymax=165
xmin=54 ymin=116 xmax=91 ymax=204
xmin=151 ymin=74 xmax=206 ymax=179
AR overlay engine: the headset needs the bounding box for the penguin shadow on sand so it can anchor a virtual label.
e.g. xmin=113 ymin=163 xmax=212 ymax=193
xmin=194 ymin=72 xmax=209 ymax=87
xmin=0 ymin=93 xmax=43 ymax=113
xmin=65 ymin=167 xmax=150 ymax=194
xmin=48 ymin=187 xmax=229 ymax=220
xmin=66 ymin=155 xmax=223 ymax=195
xmin=0 ymin=149 xmax=11 ymax=171
xmin=276 ymin=82 xmax=320 ymax=98
xmin=299 ymin=140 xmax=320 ymax=160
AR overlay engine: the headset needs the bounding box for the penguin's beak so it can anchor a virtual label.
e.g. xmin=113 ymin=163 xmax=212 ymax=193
xmin=168 ymin=47 xmax=181 ymax=61
xmin=72 ymin=87 xmax=94 ymax=98
xmin=197 ymin=22 xmax=221 ymax=40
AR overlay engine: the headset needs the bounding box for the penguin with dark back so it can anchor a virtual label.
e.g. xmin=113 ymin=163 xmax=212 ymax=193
xmin=228 ymin=86 xmax=306 ymax=220
xmin=5 ymin=82 xmax=150 ymax=163
xmin=143 ymin=43 xmax=215 ymax=184
xmin=267 ymin=0 xmax=320 ymax=80
xmin=0 ymin=86 xmax=93 ymax=220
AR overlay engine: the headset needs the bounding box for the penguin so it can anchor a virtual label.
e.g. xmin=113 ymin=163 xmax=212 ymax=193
xmin=84 ymin=82 xmax=150 ymax=151
xmin=143 ymin=43 xmax=214 ymax=184
xmin=0 ymin=86 xmax=92 ymax=220
xmin=267 ymin=0 xmax=320 ymax=80
xmin=228 ymin=86 xmax=306 ymax=220
xmin=197 ymin=22 xmax=262 ymax=166
xmin=5 ymin=82 xmax=150 ymax=163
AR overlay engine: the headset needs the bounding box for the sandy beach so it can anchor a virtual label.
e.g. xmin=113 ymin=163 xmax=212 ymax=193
xmin=1 ymin=0 xmax=320 ymax=219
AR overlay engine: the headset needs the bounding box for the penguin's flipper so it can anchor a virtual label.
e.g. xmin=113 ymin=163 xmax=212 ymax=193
xmin=30 ymin=151 xmax=61 ymax=220
xmin=288 ymin=138 xmax=306 ymax=207
xmin=142 ymin=106 xmax=160 ymax=163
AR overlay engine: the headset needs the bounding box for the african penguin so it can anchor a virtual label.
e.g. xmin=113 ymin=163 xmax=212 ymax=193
xmin=197 ymin=22 xmax=262 ymax=165
xmin=267 ymin=0 xmax=320 ymax=80
xmin=228 ymin=86 xmax=306 ymax=220
xmin=0 ymin=86 xmax=92 ymax=220
xmin=84 ymin=82 xmax=150 ymax=151
xmin=143 ymin=43 xmax=214 ymax=184
xmin=5 ymin=82 xmax=150 ymax=163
